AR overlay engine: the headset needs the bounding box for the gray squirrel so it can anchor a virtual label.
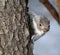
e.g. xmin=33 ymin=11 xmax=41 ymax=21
xmin=29 ymin=12 xmax=50 ymax=42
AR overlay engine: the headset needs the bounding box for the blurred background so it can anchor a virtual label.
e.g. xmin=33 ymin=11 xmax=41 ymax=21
xmin=28 ymin=0 xmax=60 ymax=55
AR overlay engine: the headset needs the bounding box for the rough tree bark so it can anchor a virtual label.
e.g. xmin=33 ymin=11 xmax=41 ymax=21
xmin=0 ymin=0 xmax=33 ymax=55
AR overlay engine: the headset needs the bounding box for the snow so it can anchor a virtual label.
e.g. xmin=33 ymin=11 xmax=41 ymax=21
xmin=28 ymin=0 xmax=60 ymax=55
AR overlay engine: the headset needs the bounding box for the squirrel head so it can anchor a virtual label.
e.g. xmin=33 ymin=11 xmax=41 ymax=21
xmin=34 ymin=16 xmax=50 ymax=35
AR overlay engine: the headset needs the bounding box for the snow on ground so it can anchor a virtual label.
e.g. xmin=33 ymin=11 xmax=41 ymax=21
xmin=28 ymin=0 xmax=60 ymax=55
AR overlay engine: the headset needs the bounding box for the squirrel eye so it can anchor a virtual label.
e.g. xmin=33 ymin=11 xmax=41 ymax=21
xmin=39 ymin=24 xmax=41 ymax=26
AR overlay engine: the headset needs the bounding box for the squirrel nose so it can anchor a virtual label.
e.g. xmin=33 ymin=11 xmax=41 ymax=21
xmin=41 ymin=25 xmax=50 ymax=32
xmin=43 ymin=29 xmax=47 ymax=32
xmin=46 ymin=25 xmax=50 ymax=32
xmin=43 ymin=28 xmax=49 ymax=32
xmin=43 ymin=29 xmax=48 ymax=32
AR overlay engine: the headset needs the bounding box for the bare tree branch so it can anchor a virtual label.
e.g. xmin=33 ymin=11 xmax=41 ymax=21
xmin=39 ymin=0 xmax=60 ymax=24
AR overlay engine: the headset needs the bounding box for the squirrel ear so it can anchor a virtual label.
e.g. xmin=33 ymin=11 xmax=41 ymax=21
xmin=34 ymin=16 xmax=41 ymax=22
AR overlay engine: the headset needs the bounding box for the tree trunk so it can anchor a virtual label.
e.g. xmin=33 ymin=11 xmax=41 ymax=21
xmin=0 ymin=0 xmax=33 ymax=55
